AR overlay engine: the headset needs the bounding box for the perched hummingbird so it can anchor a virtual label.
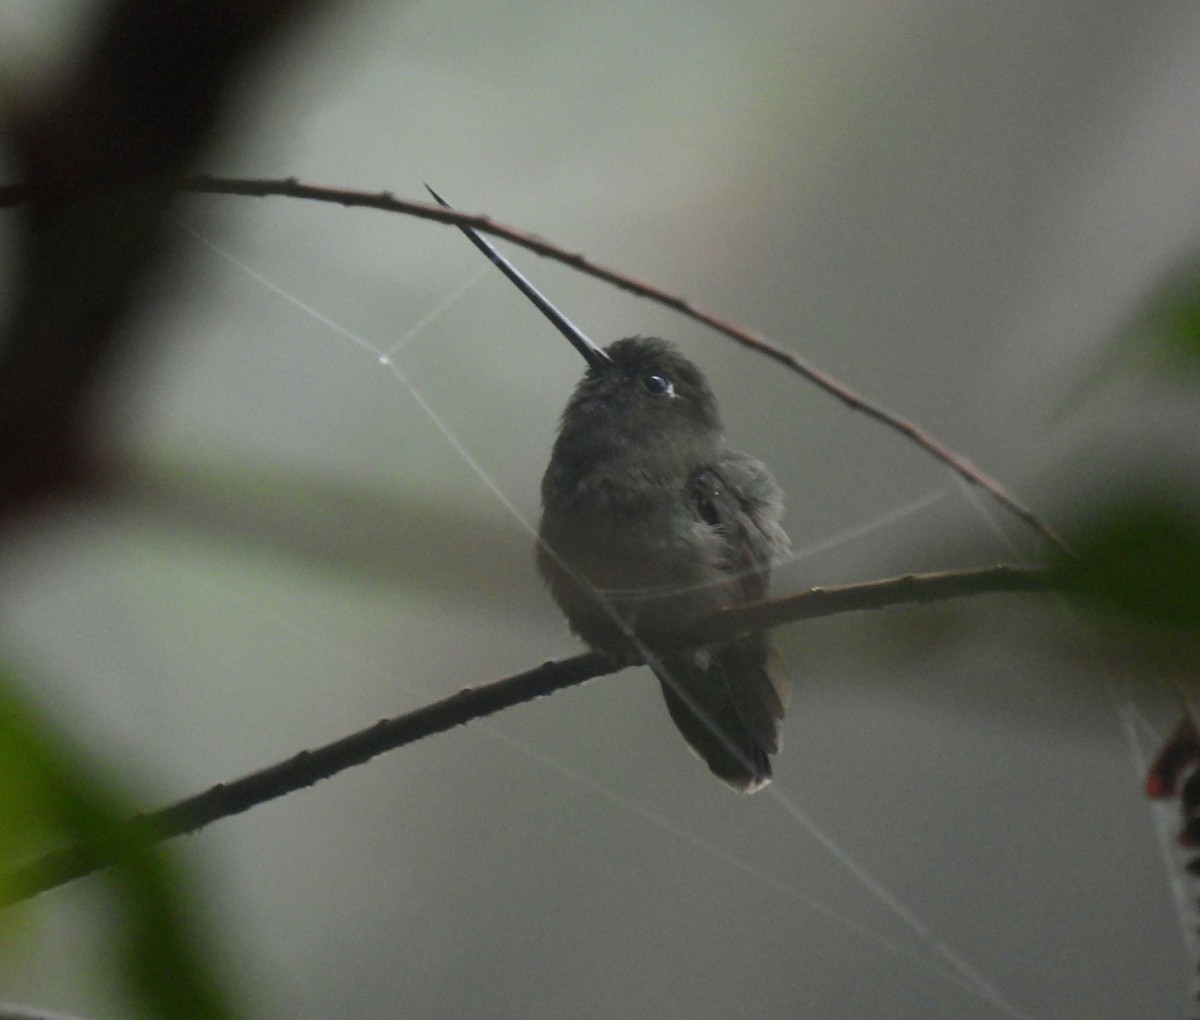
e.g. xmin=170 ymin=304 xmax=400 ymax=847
xmin=428 ymin=188 xmax=791 ymax=791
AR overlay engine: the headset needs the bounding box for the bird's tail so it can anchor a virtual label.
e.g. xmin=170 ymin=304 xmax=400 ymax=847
xmin=655 ymin=634 xmax=790 ymax=793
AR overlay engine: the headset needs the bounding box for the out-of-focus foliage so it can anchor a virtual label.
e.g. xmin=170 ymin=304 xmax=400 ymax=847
xmin=1057 ymin=486 xmax=1200 ymax=631
xmin=0 ymin=674 xmax=235 ymax=1020
xmin=1058 ymin=257 xmax=1200 ymax=642
xmin=1142 ymin=257 xmax=1200 ymax=368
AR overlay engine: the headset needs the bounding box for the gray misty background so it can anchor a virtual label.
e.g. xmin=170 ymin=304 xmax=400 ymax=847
xmin=1 ymin=2 xmax=1198 ymax=1018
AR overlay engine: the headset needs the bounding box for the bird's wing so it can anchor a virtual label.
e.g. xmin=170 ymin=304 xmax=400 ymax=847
xmin=655 ymin=452 xmax=790 ymax=792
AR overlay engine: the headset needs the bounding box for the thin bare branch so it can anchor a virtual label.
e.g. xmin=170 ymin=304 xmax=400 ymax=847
xmin=0 ymin=564 xmax=1048 ymax=905
xmin=0 ymin=173 xmax=1065 ymax=547
xmin=697 ymin=564 xmax=1049 ymax=644
xmin=167 ymin=175 xmax=1065 ymax=551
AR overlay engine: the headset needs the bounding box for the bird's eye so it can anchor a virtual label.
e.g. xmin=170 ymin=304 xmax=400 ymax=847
xmin=642 ymin=372 xmax=674 ymax=396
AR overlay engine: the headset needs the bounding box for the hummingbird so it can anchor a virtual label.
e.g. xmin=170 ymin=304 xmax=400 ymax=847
xmin=428 ymin=187 xmax=791 ymax=791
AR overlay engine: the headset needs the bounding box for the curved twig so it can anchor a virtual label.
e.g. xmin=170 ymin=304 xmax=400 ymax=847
xmin=171 ymin=175 xmax=1065 ymax=551
xmin=0 ymin=174 xmax=1065 ymax=548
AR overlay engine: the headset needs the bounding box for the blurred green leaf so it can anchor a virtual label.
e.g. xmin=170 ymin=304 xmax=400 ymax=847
xmin=1064 ymin=258 xmax=1200 ymax=414
xmin=1142 ymin=261 xmax=1200 ymax=366
xmin=1056 ymin=488 xmax=1200 ymax=630
xmin=0 ymin=672 xmax=235 ymax=1020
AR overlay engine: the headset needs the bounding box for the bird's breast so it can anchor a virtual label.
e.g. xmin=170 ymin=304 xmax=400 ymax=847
xmin=537 ymin=481 xmax=733 ymax=651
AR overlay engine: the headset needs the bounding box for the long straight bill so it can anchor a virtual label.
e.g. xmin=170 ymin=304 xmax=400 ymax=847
xmin=425 ymin=185 xmax=611 ymax=370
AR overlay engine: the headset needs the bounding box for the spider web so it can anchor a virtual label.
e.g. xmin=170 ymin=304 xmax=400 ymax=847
xmin=0 ymin=211 xmax=1180 ymax=1019
xmin=96 ymin=215 xmax=1170 ymax=1019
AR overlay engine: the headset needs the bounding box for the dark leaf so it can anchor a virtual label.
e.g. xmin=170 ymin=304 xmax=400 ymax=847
xmin=1056 ymin=489 xmax=1200 ymax=630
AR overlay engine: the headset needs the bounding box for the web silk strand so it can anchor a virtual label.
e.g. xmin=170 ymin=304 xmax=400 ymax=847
xmin=182 ymin=222 xmax=1043 ymax=1019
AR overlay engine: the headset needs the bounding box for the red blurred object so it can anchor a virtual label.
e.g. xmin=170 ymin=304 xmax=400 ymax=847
xmin=1145 ymin=705 xmax=1200 ymax=851
xmin=1147 ymin=711 xmax=1200 ymax=800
